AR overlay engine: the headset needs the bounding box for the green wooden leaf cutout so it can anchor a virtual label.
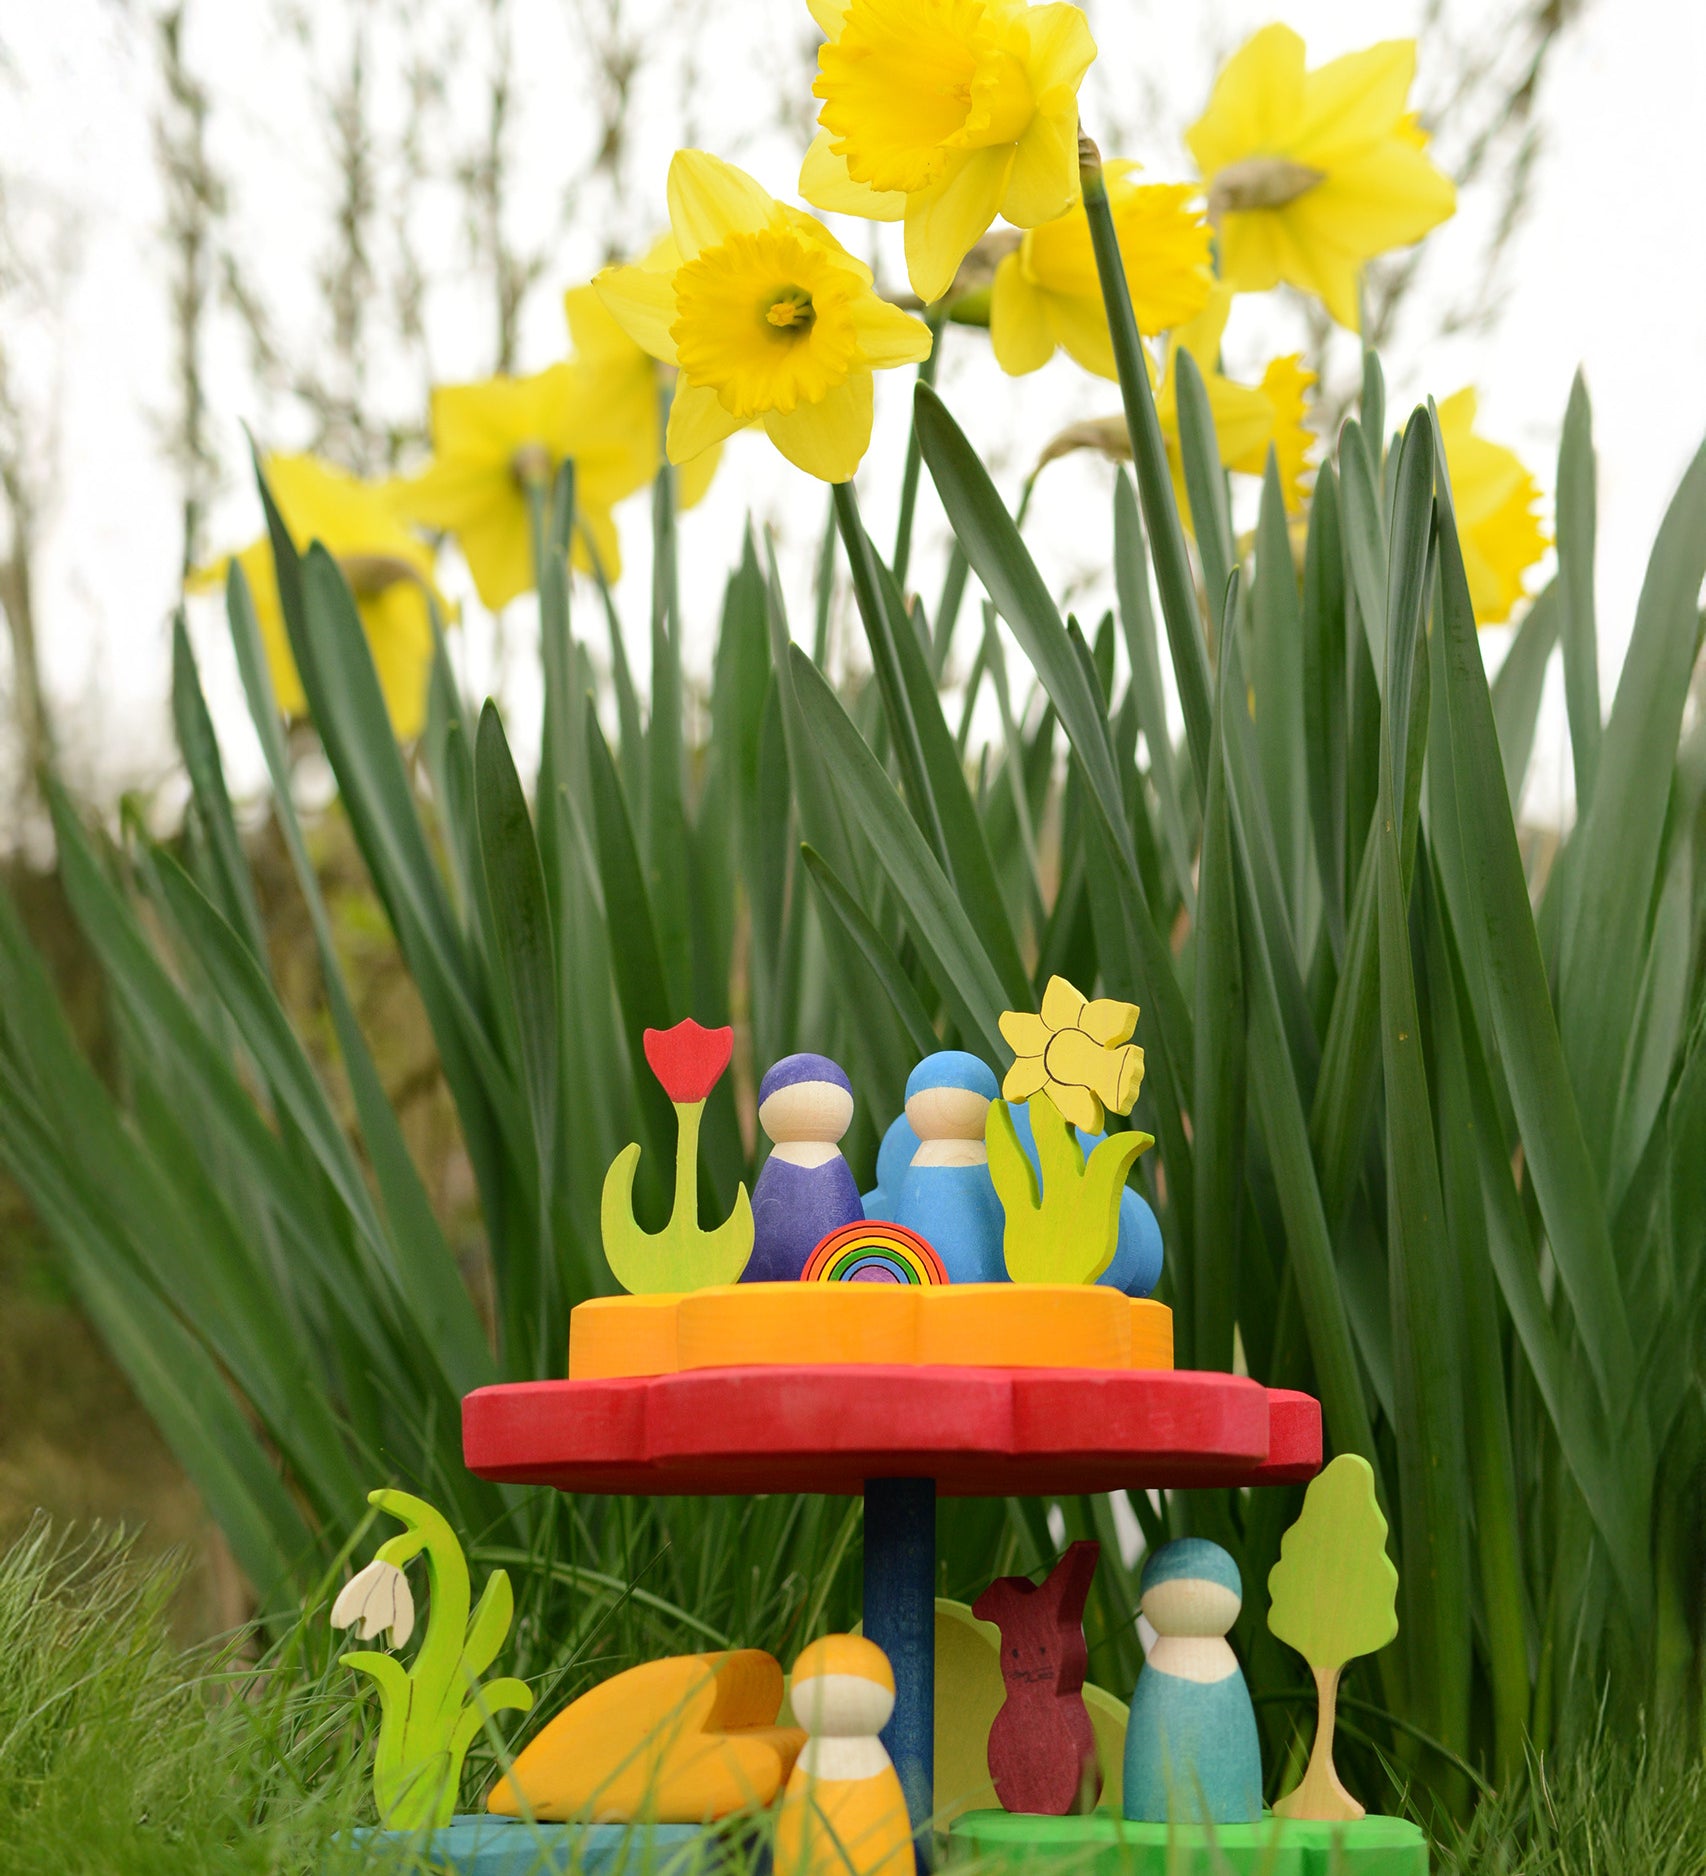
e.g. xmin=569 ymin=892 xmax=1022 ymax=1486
xmin=987 ymin=1092 xmax=1151 ymax=1285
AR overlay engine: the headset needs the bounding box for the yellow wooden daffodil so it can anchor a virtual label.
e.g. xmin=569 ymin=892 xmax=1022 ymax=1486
xmin=800 ymin=0 xmax=1097 ymax=305
xmin=593 ymin=151 xmax=933 ymax=484
xmin=1186 ymin=25 xmax=1455 ymax=331
xmin=190 ymin=453 xmax=445 ymax=741
xmin=562 ymin=234 xmax=724 ymax=514
xmin=396 ymin=356 xmax=655 ymax=611
xmin=1157 ymin=286 xmax=1317 ymax=513
xmin=990 ymin=161 xmax=1213 ymax=378
xmin=1437 ymin=388 xmax=1547 ymax=626
xmin=1000 ymin=974 xmax=1144 ymax=1135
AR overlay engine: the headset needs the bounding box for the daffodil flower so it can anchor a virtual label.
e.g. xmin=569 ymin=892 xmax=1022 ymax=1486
xmin=330 ymin=1557 xmax=415 ymax=1646
xmin=593 ymin=151 xmax=932 ymax=485
xmin=991 ymin=162 xmax=1213 ymax=379
xmin=800 ymin=0 xmax=1097 ymax=305
xmin=999 ymin=974 xmax=1144 ymax=1135
xmin=1437 ymin=388 xmax=1547 ymax=626
xmin=562 ymin=234 xmax=725 ymax=513
xmin=1187 ymin=25 xmax=1456 ymax=331
xmin=396 ymin=356 xmax=656 ymax=610
xmin=190 ymin=454 xmax=445 ymax=742
xmin=1155 ymin=288 xmax=1317 ymax=515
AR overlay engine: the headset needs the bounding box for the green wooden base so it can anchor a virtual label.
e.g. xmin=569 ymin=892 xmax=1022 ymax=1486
xmin=948 ymin=1808 xmax=1428 ymax=1874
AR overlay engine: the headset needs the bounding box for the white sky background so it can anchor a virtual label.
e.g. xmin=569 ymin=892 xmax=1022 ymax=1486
xmin=4 ymin=0 xmax=1705 ymax=839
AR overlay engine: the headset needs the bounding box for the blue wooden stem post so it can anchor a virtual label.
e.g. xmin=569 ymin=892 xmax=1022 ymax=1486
xmin=863 ymin=1476 xmax=936 ymax=1872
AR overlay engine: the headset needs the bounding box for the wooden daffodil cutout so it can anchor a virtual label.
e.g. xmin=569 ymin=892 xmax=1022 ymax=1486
xmin=999 ymin=975 xmax=1145 ymax=1134
xmin=988 ymin=1091 xmax=1152 ymax=1285
xmin=601 ymin=1019 xmax=753 ymax=1294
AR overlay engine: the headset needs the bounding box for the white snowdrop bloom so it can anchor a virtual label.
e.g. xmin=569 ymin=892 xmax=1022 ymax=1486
xmin=330 ymin=1558 xmax=414 ymax=1645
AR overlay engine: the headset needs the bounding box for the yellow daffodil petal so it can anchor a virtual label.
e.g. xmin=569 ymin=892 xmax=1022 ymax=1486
xmin=849 ymin=295 xmax=934 ymax=368
xmin=666 ymin=149 xmax=778 ymax=260
xmin=1186 ymin=24 xmax=1306 ymax=179
xmin=1078 ymin=996 xmax=1139 ymax=1049
xmin=800 ymin=128 xmax=906 ymax=223
xmin=1042 ymin=289 xmax=1116 ymax=379
xmin=1173 ymin=283 xmax=1234 ymax=373
xmin=808 ymin=0 xmax=849 ymax=35
xmin=1258 ymin=354 xmax=1317 ymax=511
xmin=591 ymin=264 xmax=680 ymax=364
xmin=904 ymin=145 xmax=1014 ymax=304
xmin=999 ymin=1010 xmax=1054 ymax=1057
xmin=443 ymin=486 xmax=536 ymax=611
xmin=361 ymin=582 xmax=435 ymax=742
xmin=666 ymin=380 xmax=746 ymax=466
xmin=1048 ymin=1080 xmax=1104 ymax=1135
xmin=1437 ymin=388 xmax=1547 ymax=626
xmin=762 ymin=371 xmax=873 ymax=483
xmin=990 ymin=251 xmax=1054 ymax=375
xmin=1023 ymin=0 xmax=1098 ymax=97
xmin=1299 ymin=39 xmax=1417 ymax=160
xmin=1002 ymin=1057 xmax=1050 ymax=1105
xmin=571 ymin=498 xmax=624 ymax=584
xmin=1039 ymin=974 xmax=1087 ymax=1031
xmin=1001 ymin=103 xmax=1079 ymax=229
xmin=676 ymin=440 xmax=724 ymax=511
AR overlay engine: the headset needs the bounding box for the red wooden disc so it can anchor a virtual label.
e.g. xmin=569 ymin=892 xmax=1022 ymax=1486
xmin=462 ymin=1368 xmax=1320 ymax=1498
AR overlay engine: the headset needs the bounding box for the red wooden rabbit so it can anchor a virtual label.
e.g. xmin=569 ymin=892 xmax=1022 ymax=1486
xmin=973 ymin=1539 xmax=1103 ymax=1815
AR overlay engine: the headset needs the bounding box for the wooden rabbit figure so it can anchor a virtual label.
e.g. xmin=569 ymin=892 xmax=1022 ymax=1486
xmin=972 ymin=1540 xmax=1102 ymax=1816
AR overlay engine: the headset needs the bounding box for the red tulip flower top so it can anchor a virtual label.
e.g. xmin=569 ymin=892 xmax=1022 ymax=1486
xmin=643 ymin=1020 xmax=734 ymax=1105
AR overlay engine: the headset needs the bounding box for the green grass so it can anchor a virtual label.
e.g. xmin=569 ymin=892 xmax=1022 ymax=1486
xmin=3 ymin=1521 xmax=1702 ymax=1875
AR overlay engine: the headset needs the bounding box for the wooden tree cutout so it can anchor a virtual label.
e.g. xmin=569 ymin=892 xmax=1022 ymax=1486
xmin=1266 ymin=1454 xmax=1399 ymax=1820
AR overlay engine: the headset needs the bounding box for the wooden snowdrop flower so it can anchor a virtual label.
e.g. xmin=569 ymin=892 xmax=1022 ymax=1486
xmin=331 ymin=1557 xmax=415 ymax=1646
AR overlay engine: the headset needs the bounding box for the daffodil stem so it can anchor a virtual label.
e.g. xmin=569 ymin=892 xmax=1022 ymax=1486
xmin=891 ymin=311 xmax=946 ymax=590
xmin=1080 ymin=140 xmax=1213 ymax=795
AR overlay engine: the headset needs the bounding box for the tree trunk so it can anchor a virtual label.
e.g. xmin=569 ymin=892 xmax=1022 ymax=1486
xmin=1273 ymin=1664 xmax=1364 ymax=1821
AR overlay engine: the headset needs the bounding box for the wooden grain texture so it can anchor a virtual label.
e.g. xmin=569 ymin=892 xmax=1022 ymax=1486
xmin=973 ymin=1540 xmax=1103 ymax=1815
xmin=564 ymin=1285 xmax=1174 ymax=1379
xmin=462 ymin=1370 xmax=1321 ymax=1497
xmin=1267 ymin=1454 xmax=1399 ymax=1822
xmin=487 ymin=1649 xmax=803 ymax=1823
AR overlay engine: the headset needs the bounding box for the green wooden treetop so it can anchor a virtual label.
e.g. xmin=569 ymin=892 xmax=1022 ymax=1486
xmin=1267 ymin=1454 xmax=1399 ymax=1673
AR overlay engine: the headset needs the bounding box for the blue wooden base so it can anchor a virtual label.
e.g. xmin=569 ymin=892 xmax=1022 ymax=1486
xmin=863 ymin=1476 xmax=937 ymax=1872
xmin=350 ymin=1816 xmax=713 ymax=1872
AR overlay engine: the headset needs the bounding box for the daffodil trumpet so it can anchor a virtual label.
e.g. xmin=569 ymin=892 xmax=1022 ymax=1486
xmin=332 ymin=1489 xmax=531 ymax=1831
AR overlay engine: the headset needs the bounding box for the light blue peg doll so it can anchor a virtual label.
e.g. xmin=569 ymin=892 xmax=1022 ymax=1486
xmin=892 ymin=1052 xmax=1006 ymax=1284
xmin=860 ymin=1111 xmax=920 ymax=1223
xmin=1124 ymin=1539 xmax=1263 ymax=1826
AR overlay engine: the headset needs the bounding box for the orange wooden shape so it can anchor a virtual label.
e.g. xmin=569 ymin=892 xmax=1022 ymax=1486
xmin=487 ymin=1650 xmax=804 ymax=1823
xmin=566 ymin=1285 xmax=1174 ymax=1380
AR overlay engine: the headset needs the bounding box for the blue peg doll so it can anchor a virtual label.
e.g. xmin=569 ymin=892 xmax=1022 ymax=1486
xmin=860 ymin=1111 xmax=920 ymax=1222
xmin=745 ymin=1054 xmax=864 ymax=1283
xmin=1124 ymin=1539 xmax=1263 ymax=1826
xmin=892 ymin=1052 xmax=1006 ymax=1284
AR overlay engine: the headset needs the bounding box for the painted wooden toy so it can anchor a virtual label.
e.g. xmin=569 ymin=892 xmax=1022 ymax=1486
xmin=1123 ymin=1539 xmax=1262 ymax=1828
xmin=1003 ymin=1101 xmax=1164 ymax=1296
xmin=860 ymin=1112 xmax=920 ymax=1222
xmin=892 ymin=1053 xmax=1006 ymax=1285
xmin=602 ymin=1019 xmax=753 ymax=1293
xmin=801 ymin=1219 xmax=949 ymax=1285
xmin=999 ymin=976 xmax=1145 ymax=1136
xmin=973 ymin=1540 xmax=1103 ymax=1816
xmin=746 ymin=1053 xmax=865 ymax=1283
xmin=987 ymin=1092 xmax=1153 ymax=1286
xmin=330 ymin=1489 xmax=532 ymax=1830
xmin=487 ymin=1649 xmax=805 ymax=1823
xmin=776 ymin=1635 xmax=913 ymax=1876
xmin=1267 ymin=1455 xmax=1399 ymax=1821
